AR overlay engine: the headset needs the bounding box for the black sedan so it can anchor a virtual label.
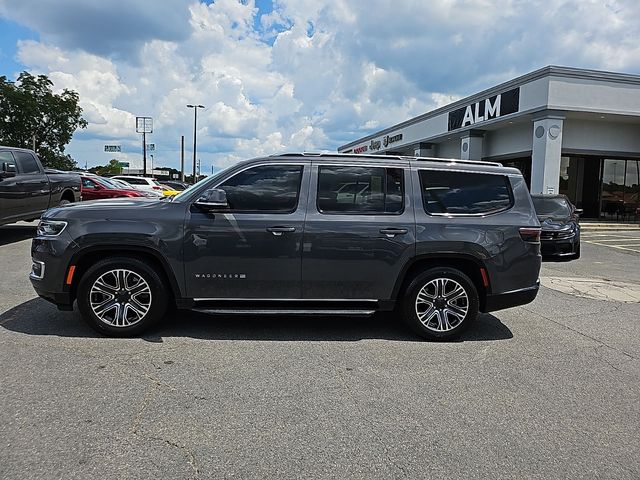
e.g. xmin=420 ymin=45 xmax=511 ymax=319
xmin=531 ymin=194 xmax=582 ymax=260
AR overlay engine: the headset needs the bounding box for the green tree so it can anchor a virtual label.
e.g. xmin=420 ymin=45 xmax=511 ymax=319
xmin=0 ymin=72 xmax=87 ymax=170
xmin=88 ymin=159 xmax=122 ymax=176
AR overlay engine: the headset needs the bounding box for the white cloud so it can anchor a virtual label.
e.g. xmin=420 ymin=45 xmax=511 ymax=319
xmin=4 ymin=0 xmax=640 ymax=171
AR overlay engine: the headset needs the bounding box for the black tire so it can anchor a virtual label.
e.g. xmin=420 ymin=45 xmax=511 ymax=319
xmin=401 ymin=267 xmax=479 ymax=341
xmin=76 ymin=257 xmax=168 ymax=337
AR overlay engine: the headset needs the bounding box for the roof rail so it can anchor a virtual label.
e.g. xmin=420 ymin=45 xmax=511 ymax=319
xmin=271 ymin=152 xmax=501 ymax=167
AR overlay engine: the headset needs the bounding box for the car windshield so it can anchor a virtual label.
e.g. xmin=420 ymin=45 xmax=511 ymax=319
xmin=532 ymin=196 xmax=571 ymax=217
xmin=95 ymin=177 xmax=120 ymax=190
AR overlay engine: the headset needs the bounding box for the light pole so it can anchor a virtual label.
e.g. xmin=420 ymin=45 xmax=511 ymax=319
xmin=150 ymin=154 xmax=154 ymax=176
xmin=187 ymin=104 xmax=204 ymax=183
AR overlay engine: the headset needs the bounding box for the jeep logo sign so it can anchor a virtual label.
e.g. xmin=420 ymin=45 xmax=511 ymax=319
xmin=448 ymin=87 xmax=519 ymax=131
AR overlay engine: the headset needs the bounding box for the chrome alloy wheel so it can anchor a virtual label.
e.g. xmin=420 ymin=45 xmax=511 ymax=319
xmin=415 ymin=278 xmax=469 ymax=332
xmin=89 ymin=269 xmax=152 ymax=327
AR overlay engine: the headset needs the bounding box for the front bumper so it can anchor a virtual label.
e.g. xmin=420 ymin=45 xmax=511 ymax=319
xmin=29 ymin=231 xmax=77 ymax=310
xmin=483 ymin=282 xmax=540 ymax=312
xmin=540 ymin=237 xmax=579 ymax=257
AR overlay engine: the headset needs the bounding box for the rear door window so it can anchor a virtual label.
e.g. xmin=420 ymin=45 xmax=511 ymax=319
xmin=419 ymin=169 xmax=513 ymax=215
xmin=317 ymin=166 xmax=404 ymax=214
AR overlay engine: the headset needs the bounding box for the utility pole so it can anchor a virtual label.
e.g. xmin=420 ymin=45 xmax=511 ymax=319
xmin=136 ymin=117 xmax=153 ymax=177
xmin=187 ymin=104 xmax=204 ymax=183
xmin=180 ymin=135 xmax=185 ymax=182
xmin=142 ymin=131 xmax=147 ymax=176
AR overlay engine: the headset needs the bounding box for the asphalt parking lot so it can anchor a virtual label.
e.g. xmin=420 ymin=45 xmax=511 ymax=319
xmin=1 ymin=223 xmax=639 ymax=479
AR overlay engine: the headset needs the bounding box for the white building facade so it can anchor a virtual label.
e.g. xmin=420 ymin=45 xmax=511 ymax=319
xmin=338 ymin=66 xmax=640 ymax=219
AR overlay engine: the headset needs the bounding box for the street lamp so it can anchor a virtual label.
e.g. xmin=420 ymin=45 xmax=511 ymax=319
xmin=187 ymin=104 xmax=204 ymax=183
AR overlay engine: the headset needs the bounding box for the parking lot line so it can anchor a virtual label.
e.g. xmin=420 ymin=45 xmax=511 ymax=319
xmin=583 ymin=238 xmax=640 ymax=243
xmin=584 ymin=241 xmax=640 ymax=253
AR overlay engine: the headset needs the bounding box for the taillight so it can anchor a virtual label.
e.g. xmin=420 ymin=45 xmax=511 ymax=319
xmin=519 ymin=227 xmax=541 ymax=243
xmin=152 ymin=186 xmax=162 ymax=190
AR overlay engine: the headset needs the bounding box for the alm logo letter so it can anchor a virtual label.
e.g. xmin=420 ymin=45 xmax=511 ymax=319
xmin=462 ymin=94 xmax=502 ymax=127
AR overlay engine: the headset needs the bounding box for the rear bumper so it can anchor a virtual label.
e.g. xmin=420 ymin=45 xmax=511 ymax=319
xmin=483 ymin=282 xmax=539 ymax=312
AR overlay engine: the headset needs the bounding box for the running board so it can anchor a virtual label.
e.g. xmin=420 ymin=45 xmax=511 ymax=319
xmin=192 ymin=308 xmax=376 ymax=316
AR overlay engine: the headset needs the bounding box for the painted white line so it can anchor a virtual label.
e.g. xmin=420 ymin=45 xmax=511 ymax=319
xmin=585 ymin=241 xmax=640 ymax=253
xmin=584 ymin=238 xmax=640 ymax=243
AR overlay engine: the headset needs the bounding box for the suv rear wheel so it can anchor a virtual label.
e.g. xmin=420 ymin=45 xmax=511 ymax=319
xmin=76 ymin=257 xmax=168 ymax=336
xmin=402 ymin=267 xmax=479 ymax=340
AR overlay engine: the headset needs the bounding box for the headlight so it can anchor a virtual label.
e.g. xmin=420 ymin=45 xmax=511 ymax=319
xmin=37 ymin=220 xmax=68 ymax=237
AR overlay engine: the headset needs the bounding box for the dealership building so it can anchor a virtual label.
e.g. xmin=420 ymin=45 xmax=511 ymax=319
xmin=338 ymin=66 xmax=640 ymax=219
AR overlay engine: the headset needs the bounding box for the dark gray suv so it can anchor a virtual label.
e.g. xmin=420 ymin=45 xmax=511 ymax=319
xmin=30 ymin=153 xmax=542 ymax=340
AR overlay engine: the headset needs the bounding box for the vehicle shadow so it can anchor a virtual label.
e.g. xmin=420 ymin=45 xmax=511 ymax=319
xmin=1 ymin=298 xmax=514 ymax=343
xmin=0 ymin=224 xmax=36 ymax=246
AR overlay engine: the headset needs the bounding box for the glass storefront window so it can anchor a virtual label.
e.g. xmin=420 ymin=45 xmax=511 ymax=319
xmin=601 ymin=159 xmax=640 ymax=220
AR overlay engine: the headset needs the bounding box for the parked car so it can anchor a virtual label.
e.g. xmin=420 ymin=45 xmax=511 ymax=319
xmin=530 ymin=194 xmax=581 ymax=259
xmin=111 ymin=175 xmax=164 ymax=197
xmin=0 ymin=146 xmax=81 ymax=226
xmin=158 ymin=185 xmax=181 ymax=197
xmin=162 ymin=181 xmax=188 ymax=191
xmin=30 ymin=153 xmax=542 ymax=340
xmin=80 ymin=176 xmax=149 ymax=200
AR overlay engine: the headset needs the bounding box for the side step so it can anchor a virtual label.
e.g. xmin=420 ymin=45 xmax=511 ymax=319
xmin=192 ymin=308 xmax=376 ymax=316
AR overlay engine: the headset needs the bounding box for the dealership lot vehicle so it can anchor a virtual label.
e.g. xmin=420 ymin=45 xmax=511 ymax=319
xmin=0 ymin=146 xmax=81 ymax=226
xmin=80 ymin=176 xmax=148 ymax=200
xmin=162 ymin=180 xmax=188 ymax=191
xmin=111 ymin=175 xmax=165 ymax=197
xmin=29 ymin=153 xmax=542 ymax=340
xmin=531 ymin=194 xmax=581 ymax=259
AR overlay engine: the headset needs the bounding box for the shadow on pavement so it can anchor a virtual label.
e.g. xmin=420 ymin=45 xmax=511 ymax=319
xmin=0 ymin=298 xmax=514 ymax=343
xmin=0 ymin=224 xmax=36 ymax=246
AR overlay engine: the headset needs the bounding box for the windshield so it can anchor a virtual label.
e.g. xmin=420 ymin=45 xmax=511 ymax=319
xmin=95 ymin=177 xmax=120 ymax=190
xmin=532 ymin=196 xmax=571 ymax=217
xmin=102 ymin=178 xmax=128 ymax=189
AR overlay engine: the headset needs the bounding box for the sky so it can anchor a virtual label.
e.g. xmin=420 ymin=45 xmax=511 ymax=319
xmin=1 ymin=0 xmax=640 ymax=173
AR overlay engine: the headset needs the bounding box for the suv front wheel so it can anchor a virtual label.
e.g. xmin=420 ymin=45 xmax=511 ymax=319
xmin=77 ymin=257 xmax=168 ymax=336
xmin=402 ymin=267 xmax=479 ymax=341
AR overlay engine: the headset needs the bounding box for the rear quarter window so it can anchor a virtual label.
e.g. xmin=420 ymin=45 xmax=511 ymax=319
xmin=419 ymin=169 xmax=513 ymax=215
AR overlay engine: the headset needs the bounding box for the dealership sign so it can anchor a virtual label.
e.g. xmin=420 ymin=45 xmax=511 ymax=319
xmin=104 ymin=145 xmax=121 ymax=152
xmin=448 ymin=88 xmax=520 ymax=131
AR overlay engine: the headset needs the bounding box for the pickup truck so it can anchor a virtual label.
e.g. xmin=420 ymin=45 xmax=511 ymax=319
xmin=0 ymin=146 xmax=82 ymax=226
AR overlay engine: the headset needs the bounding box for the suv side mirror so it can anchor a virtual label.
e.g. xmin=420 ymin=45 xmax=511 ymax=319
xmin=195 ymin=188 xmax=228 ymax=211
xmin=574 ymin=208 xmax=584 ymax=216
xmin=0 ymin=162 xmax=16 ymax=179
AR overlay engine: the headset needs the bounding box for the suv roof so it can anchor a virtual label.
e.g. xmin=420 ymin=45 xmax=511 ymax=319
xmin=272 ymin=152 xmax=502 ymax=167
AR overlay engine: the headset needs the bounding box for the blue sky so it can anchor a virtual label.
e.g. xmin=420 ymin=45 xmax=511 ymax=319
xmin=1 ymin=0 xmax=639 ymax=171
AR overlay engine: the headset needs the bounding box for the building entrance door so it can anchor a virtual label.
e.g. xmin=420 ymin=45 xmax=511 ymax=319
xmin=559 ymin=156 xmax=601 ymax=218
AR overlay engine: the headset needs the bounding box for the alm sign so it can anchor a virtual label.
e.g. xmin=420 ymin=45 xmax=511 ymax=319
xmin=448 ymin=87 xmax=520 ymax=131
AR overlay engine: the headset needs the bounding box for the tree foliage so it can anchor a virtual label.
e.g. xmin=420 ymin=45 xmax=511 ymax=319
xmin=88 ymin=159 xmax=123 ymax=176
xmin=0 ymin=72 xmax=87 ymax=170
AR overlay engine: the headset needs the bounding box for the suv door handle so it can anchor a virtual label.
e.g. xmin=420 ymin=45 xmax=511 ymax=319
xmin=380 ymin=228 xmax=408 ymax=238
xmin=267 ymin=226 xmax=296 ymax=236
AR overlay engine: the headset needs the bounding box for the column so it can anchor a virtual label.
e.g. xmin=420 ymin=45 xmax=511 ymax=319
xmin=413 ymin=143 xmax=435 ymax=157
xmin=531 ymin=114 xmax=565 ymax=194
xmin=460 ymin=131 xmax=484 ymax=160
